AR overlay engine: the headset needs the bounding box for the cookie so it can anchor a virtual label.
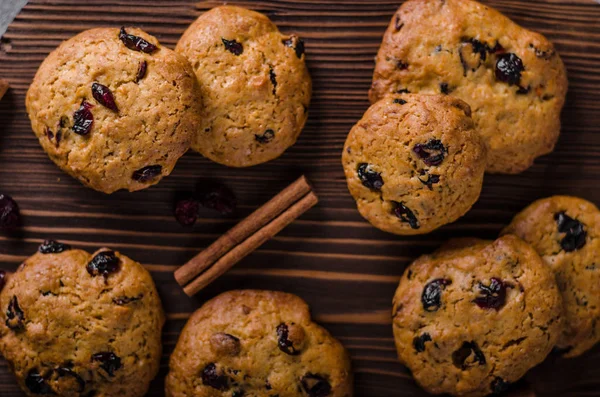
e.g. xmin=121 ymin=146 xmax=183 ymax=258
xmin=342 ymin=93 xmax=486 ymax=235
xmin=26 ymin=27 xmax=202 ymax=193
xmin=176 ymin=6 xmax=312 ymax=167
xmin=165 ymin=290 xmax=353 ymax=397
xmin=369 ymin=0 xmax=568 ymax=174
xmin=0 ymin=240 xmax=165 ymax=397
xmin=0 ymin=78 xmax=8 ymax=100
xmin=502 ymin=196 xmax=600 ymax=357
xmin=392 ymin=235 xmax=562 ymax=396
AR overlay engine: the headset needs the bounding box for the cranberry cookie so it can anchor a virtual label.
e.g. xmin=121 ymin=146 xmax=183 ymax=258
xmin=176 ymin=6 xmax=312 ymax=167
xmin=26 ymin=27 xmax=202 ymax=193
xmin=502 ymin=196 xmax=600 ymax=357
xmin=0 ymin=240 xmax=165 ymax=397
xmin=342 ymin=94 xmax=486 ymax=235
xmin=166 ymin=290 xmax=353 ymax=397
xmin=392 ymin=235 xmax=562 ymax=396
xmin=370 ymin=0 xmax=568 ymax=174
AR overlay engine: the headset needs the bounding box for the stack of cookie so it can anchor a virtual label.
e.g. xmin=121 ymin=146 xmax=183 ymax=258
xmin=26 ymin=6 xmax=311 ymax=194
xmin=343 ymin=0 xmax=568 ymax=235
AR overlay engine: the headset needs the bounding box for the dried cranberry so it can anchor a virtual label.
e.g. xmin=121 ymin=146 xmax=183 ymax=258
xmin=474 ymin=278 xmax=507 ymax=310
xmin=0 ymin=193 xmax=20 ymax=230
xmin=6 ymin=295 xmax=25 ymax=330
xmin=0 ymin=270 xmax=5 ymax=292
xmin=357 ymin=163 xmax=384 ymax=191
xmin=490 ymin=377 xmax=510 ymax=395
xmin=396 ymin=88 xmax=410 ymax=94
xmin=452 ymin=341 xmax=486 ymax=369
xmin=56 ymin=366 xmax=85 ymax=392
xmin=397 ymin=60 xmax=408 ymax=70
xmin=283 ymin=35 xmax=305 ymax=58
xmin=555 ymin=212 xmax=587 ymax=252
xmin=132 ymin=165 xmax=162 ymax=182
xmin=394 ymin=15 xmax=403 ymax=31
xmin=440 ymin=83 xmax=450 ymax=94
xmin=175 ymin=198 xmax=200 ymax=226
xmin=119 ymin=27 xmax=157 ymax=53
xmin=393 ymin=98 xmax=407 ymax=105
xmin=199 ymin=184 xmax=237 ymax=215
xmin=135 ymin=60 xmax=147 ymax=83
xmin=222 ymin=38 xmax=243 ymax=55
xmin=86 ymin=251 xmax=120 ymax=277
xmin=202 ymin=363 xmax=229 ymax=390
xmin=112 ymin=294 xmax=143 ymax=305
xmin=91 ymin=352 xmax=121 ymax=377
xmin=255 ymin=129 xmax=275 ymax=144
xmin=418 ymin=173 xmax=440 ymax=190
xmin=25 ymin=369 xmax=53 ymax=394
xmin=276 ymin=323 xmax=301 ymax=355
xmin=91 ymin=83 xmax=118 ymax=112
xmin=269 ymin=67 xmax=277 ymax=95
xmin=413 ymin=139 xmax=447 ymax=166
xmin=72 ymin=100 xmax=94 ymax=136
xmin=301 ymin=373 xmax=331 ymax=397
xmin=413 ymin=333 xmax=432 ymax=353
xmin=46 ymin=127 xmax=54 ymax=140
xmin=39 ymin=240 xmax=71 ymax=254
xmin=392 ymin=202 xmax=420 ymax=230
xmin=495 ymin=53 xmax=524 ymax=86
xmin=516 ymin=86 xmax=530 ymax=95
xmin=421 ymin=278 xmax=451 ymax=312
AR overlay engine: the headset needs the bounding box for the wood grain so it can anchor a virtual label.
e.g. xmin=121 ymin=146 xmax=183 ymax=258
xmin=1 ymin=0 xmax=599 ymax=396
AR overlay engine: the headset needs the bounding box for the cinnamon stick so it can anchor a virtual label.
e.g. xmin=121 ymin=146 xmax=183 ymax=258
xmin=0 ymin=79 xmax=8 ymax=101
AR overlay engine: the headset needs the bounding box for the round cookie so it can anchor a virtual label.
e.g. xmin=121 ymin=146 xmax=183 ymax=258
xmin=0 ymin=240 xmax=165 ymax=397
xmin=342 ymin=93 xmax=486 ymax=235
xmin=502 ymin=196 xmax=600 ymax=357
xmin=392 ymin=235 xmax=563 ymax=397
xmin=165 ymin=290 xmax=353 ymax=397
xmin=369 ymin=0 xmax=568 ymax=174
xmin=26 ymin=27 xmax=202 ymax=193
xmin=175 ymin=6 xmax=312 ymax=167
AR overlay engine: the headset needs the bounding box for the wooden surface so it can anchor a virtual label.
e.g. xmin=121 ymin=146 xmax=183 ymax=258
xmin=0 ymin=0 xmax=599 ymax=396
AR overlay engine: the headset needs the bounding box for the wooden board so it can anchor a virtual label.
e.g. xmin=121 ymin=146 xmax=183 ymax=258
xmin=0 ymin=0 xmax=599 ymax=395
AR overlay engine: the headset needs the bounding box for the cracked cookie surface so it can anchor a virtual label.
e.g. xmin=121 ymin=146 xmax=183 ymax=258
xmin=392 ymin=235 xmax=562 ymax=396
xmin=26 ymin=27 xmax=202 ymax=193
xmin=175 ymin=5 xmax=312 ymax=167
xmin=165 ymin=290 xmax=353 ymax=397
xmin=502 ymin=196 xmax=600 ymax=357
xmin=369 ymin=0 xmax=568 ymax=174
xmin=342 ymin=93 xmax=486 ymax=235
xmin=0 ymin=242 xmax=165 ymax=397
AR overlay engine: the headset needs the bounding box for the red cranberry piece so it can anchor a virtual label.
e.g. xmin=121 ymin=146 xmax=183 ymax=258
xmin=276 ymin=323 xmax=301 ymax=356
xmin=452 ymin=341 xmax=486 ymax=369
xmin=421 ymin=278 xmax=451 ymax=312
xmin=393 ymin=98 xmax=407 ymax=105
xmin=418 ymin=172 xmax=440 ymax=190
xmin=413 ymin=333 xmax=432 ymax=353
xmin=175 ymin=198 xmax=200 ymax=226
xmin=495 ymin=53 xmax=524 ymax=86
xmin=397 ymin=88 xmax=410 ymax=94
xmin=283 ymin=35 xmax=305 ymax=58
xmin=301 ymin=373 xmax=331 ymax=397
xmin=91 ymin=83 xmax=118 ymax=112
xmin=397 ymin=60 xmax=408 ymax=70
xmin=119 ymin=27 xmax=157 ymax=54
xmin=474 ymin=278 xmax=507 ymax=310
xmin=202 ymin=363 xmax=229 ymax=390
xmin=440 ymin=83 xmax=450 ymax=94
xmin=112 ymin=294 xmax=143 ymax=305
xmin=86 ymin=251 xmax=120 ymax=277
xmin=392 ymin=202 xmax=420 ymax=230
xmin=0 ymin=193 xmax=20 ymax=230
xmin=39 ymin=240 xmax=71 ymax=254
xmin=491 ymin=377 xmax=511 ymax=395
xmin=0 ymin=270 xmax=6 ymax=292
xmin=72 ymin=100 xmax=94 ymax=136
xmin=554 ymin=212 xmax=587 ymax=252
xmin=6 ymin=295 xmax=25 ymax=331
xmin=269 ymin=67 xmax=277 ymax=95
xmin=413 ymin=139 xmax=447 ymax=166
xmin=56 ymin=366 xmax=85 ymax=392
xmin=255 ymin=129 xmax=275 ymax=144
xmin=199 ymin=184 xmax=237 ymax=215
xmin=25 ymin=369 xmax=53 ymax=395
xmin=357 ymin=163 xmax=384 ymax=191
xmin=222 ymin=38 xmax=243 ymax=55
xmin=91 ymin=352 xmax=121 ymax=377
xmin=132 ymin=165 xmax=162 ymax=182
xmin=135 ymin=60 xmax=147 ymax=83
xmin=394 ymin=15 xmax=404 ymax=31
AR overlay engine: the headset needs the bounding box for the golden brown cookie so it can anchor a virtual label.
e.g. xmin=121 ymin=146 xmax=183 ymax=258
xmin=502 ymin=196 xmax=600 ymax=357
xmin=0 ymin=240 xmax=164 ymax=397
xmin=26 ymin=27 xmax=202 ymax=193
xmin=342 ymin=93 xmax=486 ymax=235
xmin=0 ymin=78 xmax=8 ymax=100
xmin=392 ymin=235 xmax=562 ymax=396
xmin=369 ymin=0 xmax=568 ymax=174
xmin=166 ymin=290 xmax=353 ymax=397
xmin=175 ymin=6 xmax=312 ymax=167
